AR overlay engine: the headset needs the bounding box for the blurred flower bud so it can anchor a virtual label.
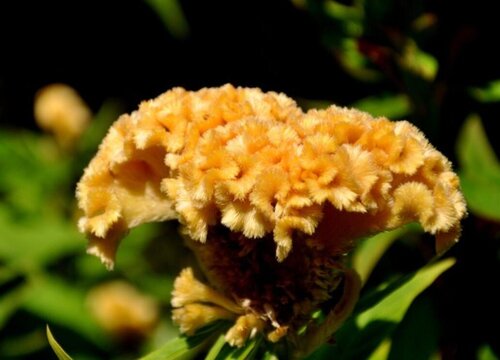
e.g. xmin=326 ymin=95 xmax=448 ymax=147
xmin=87 ymin=281 xmax=159 ymax=341
xmin=34 ymin=83 xmax=91 ymax=148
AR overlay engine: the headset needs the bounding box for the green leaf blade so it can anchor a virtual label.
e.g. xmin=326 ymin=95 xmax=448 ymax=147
xmin=46 ymin=326 xmax=73 ymax=360
xmin=356 ymin=258 xmax=454 ymax=327
xmin=457 ymin=114 xmax=500 ymax=220
xmin=23 ymin=276 xmax=107 ymax=347
xmin=205 ymin=333 xmax=227 ymax=360
xmin=469 ymin=80 xmax=500 ymax=103
xmin=145 ymin=0 xmax=189 ymax=38
xmin=352 ymin=224 xmax=420 ymax=285
xmin=308 ymin=258 xmax=455 ymax=360
xmin=140 ymin=322 xmax=227 ymax=360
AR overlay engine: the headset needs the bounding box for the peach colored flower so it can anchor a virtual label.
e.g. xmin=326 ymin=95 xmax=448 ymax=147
xmin=76 ymin=84 xmax=466 ymax=354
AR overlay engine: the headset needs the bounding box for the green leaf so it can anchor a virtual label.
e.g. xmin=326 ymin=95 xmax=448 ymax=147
xmin=457 ymin=114 xmax=500 ymax=220
xmin=205 ymin=333 xmax=227 ymax=360
xmin=145 ymin=0 xmax=189 ymax=38
xmin=469 ymin=80 xmax=500 ymax=103
xmin=0 ymin=283 xmax=29 ymax=329
xmin=352 ymin=93 xmax=411 ymax=119
xmin=22 ymin=275 xmax=107 ymax=347
xmin=457 ymin=114 xmax=500 ymax=178
xmin=352 ymin=223 xmax=420 ymax=285
xmin=0 ymin=132 xmax=71 ymax=218
xmin=140 ymin=322 xmax=227 ymax=360
xmin=324 ymin=1 xmax=363 ymax=36
xmin=388 ymin=296 xmax=440 ymax=360
xmin=0 ymin=328 xmax=48 ymax=358
xmin=336 ymin=39 xmax=383 ymax=82
xmin=356 ymin=258 xmax=454 ymax=328
xmin=212 ymin=337 xmax=262 ymax=360
xmin=367 ymin=338 xmax=391 ymax=360
xmin=400 ymin=40 xmax=438 ymax=81
xmin=262 ymin=349 xmax=280 ymax=360
xmin=457 ymin=175 xmax=500 ymax=221
xmin=0 ymin=217 xmax=83 ymax=267
xmin=308 ymin=258 xmax=455 ymax=359
xmin=477 ymin=344 xmax=500 ymax=360
xmin=46 ymin=326 xmax=73 ymax=360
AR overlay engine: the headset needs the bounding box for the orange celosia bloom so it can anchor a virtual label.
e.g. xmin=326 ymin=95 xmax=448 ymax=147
xmin=76 ymin=84 xmax=466 ymax=353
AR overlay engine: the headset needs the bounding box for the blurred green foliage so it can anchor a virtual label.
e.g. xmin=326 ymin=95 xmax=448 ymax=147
xmin=0 ymin=100 xmax=191 ymax=359
xmin=2 ymin=0 xmax=500 ymax=359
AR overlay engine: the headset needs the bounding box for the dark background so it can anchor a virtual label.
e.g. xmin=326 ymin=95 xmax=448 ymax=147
xmin=0 ymin=0 xmax=355 ymax=129
xmin=1 ymin=1 xmax=500 ymax=358
xmin=2 ymin=0 xmax=499 ymax=149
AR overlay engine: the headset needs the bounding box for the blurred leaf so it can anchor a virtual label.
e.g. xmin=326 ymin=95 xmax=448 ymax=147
xmin=469 ymin=80 xmax=500 ymax=103
xmin=262 ymin=349 xmax=280 ymax=360
xmin=368 ymin=338 xmax=391 ymax=360
xmin=23 ymin=275 xmax=107 ymax=347
xmin=477 ymin=344 xmax=499 ymax=360
xmin=0 ymin=328 xmax=48 ymax=358
xmin=457 ymin=114 xmax=500 ymax=178
xmin=140 ymin=321 xmax=227 ymax=360
xmin=400 ymin=41 xmax=438 ymax=81
xmin=308 ymin=258 xmax=455 ymax=359
xmin=352 ymin=223 xmax=420 ymax=285
xmin=0 ymin=283 xmax=28 ymax=328
xmin=457 ymin=175 xmax=500 ymax=220
xmin=411 ymin=13 xmax=438 ymax=32
xmin=325 ymin=1 xmax=362 ymax=22
xmin=457 ymin=114 xmax=500 ymax=220
xmin=0 ymin=132 xmax=71 ymax=218
xmin=114 ymin=223 xmax=163 ymax=268
xmin=0 ymin=217 xmax=83 ymax=267
xmin=388 ymin=296 xmax=439 ymax=360
xmin=353 ymin=93 xmax=411 ymax=119
xmin=291 ymin=0 xmax=306 ymax=8
xmin=336 ymin=39 xmax=383 ymax=82
xmin=46 ymin=326 xmax=74 ymax=360
xmin=145 ymin=0 xmax=189 ymax=39
xmin=78 ymin=99 xmax=123 ymax=160
xmin=324 ymin=1 xmax=362 ymax=36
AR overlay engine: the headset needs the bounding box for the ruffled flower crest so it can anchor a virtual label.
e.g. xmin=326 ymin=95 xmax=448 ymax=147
xmin=76 ymin=84 xmax=466 ymax=352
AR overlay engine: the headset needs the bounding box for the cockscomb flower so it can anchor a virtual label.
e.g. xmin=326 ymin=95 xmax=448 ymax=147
xmin=76 ymin=84 xmax=466 ymax=356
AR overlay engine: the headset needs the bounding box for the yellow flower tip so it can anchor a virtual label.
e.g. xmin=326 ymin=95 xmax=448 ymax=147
xmin=87 ymin=281 xmax=159 ymax=339
xmin=267 ymin=325 xmax=289 ymax=343
xmin=389 ymin=182 xmax=435 ymax=228
xmin=172 ymin=267 xmax=243 ymax=314
xmin=172 ymin=303 xmax=236 ymax=336
xmin=34 ymin=83 xmax=91 ymax=147
xmin=225 ymin=313 xmax=265 ymax=348
xmin=84 ymin=219 xmax=129 ymax=271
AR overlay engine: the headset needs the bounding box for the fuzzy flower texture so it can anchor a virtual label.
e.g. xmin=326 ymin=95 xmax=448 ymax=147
xmin=77 ymin=85 xmax=465 ymax=355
